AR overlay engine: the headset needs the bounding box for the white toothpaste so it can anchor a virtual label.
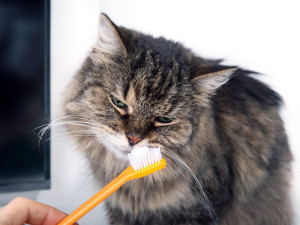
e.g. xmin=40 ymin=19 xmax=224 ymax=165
xmin=128 ymin=147 xmax=162 ymax=171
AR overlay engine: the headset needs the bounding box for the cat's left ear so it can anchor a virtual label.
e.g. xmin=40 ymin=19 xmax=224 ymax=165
xmin=191 ymin=68 xmax=237 ymax=93
xmin=95 ymin=13 xmax=127 ymax=58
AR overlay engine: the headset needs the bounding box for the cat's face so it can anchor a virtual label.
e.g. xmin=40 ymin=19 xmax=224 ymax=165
xmin=63 ymin=14 xmax=235 ymax=163
xmin=65 ymin=54 xmax=195 ymax=161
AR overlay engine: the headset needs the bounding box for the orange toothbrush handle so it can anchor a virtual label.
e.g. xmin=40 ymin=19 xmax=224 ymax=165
xmin=57 ymin=166 xmax=136 ymax=225
xmin=57 ymin=159 xmax=166 ymax=225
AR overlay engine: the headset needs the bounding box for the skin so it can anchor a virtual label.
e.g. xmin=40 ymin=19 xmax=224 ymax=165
xmin=0 ymin=197 xmax=74 ymax=225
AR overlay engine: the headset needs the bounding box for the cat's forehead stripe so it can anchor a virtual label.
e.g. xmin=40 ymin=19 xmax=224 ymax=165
xmin=125 ymin=83 xmax=136 ymax=114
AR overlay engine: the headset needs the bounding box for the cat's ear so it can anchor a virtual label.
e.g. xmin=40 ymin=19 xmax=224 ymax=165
xmin=96 ymin=13 xmax=127 ymax=58
xmin=191 ymin=68 xmax=237 ymax=93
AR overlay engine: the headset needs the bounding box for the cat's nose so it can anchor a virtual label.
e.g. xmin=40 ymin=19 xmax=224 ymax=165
xmin=126 ymin=133 xmax=142 ymax=146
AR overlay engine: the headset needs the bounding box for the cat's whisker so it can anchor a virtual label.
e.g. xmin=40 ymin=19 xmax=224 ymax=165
xmin=162 ymin=149 xmax=217 ymax=223
xmin=39 ymin=119 xmax=98 ymax=134
xmin=162 ymin=155 xmax=194 ymax=193
xmin=35 ymin=115 xmax=93 ymax=132
xmin=36 ymin=118 xmax=102 ymax=144
xmin=37 ymin=122 xmax=80 ymax=142
xmin=162 ymin=154 xmax=184 ymax=175
xmin=40 ymin=130 xmax=100 ymax=144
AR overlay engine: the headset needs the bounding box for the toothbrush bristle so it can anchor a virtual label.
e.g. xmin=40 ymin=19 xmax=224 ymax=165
xmin=128 ymin=147 xmax=162 ymax=171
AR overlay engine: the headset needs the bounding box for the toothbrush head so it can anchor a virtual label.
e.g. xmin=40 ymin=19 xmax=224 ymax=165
xmin=127 ymin=147 xmax=166 ymax=178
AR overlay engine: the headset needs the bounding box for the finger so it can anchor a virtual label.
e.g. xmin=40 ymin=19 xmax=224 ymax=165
xmin=0 ymin=197 xmax=68 ymax=225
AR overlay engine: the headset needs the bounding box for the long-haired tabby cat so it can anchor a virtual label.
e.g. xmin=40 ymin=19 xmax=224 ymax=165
xmin=62 ymin=14 xmax=293 ymax=225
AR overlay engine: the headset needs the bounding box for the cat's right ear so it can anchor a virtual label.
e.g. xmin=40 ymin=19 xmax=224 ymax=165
xmin=191 ymin=67 xmax=237 ymax=94
xmin=95 ymin=13 xmax=127 ymax=59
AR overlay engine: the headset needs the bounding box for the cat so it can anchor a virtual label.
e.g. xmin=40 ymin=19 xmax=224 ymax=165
xmin=61 ymin=14 xmax=293 ymax=225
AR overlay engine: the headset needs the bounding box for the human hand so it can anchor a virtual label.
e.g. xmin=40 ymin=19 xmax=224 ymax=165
xmin=0 ymin=197 xmax=74 ymax=225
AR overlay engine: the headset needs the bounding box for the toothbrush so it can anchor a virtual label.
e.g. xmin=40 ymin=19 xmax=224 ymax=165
xmin=57 ymin=147 xmax=166 ymax=225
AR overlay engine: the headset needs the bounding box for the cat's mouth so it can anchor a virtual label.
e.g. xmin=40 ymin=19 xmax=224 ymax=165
xmin=96 ymin=132 xmax=164 ymax=160
xmin=121 ymin=143 xmax=163 ymax=156
xmin=121 ymin=150 xmax=131 ymax=154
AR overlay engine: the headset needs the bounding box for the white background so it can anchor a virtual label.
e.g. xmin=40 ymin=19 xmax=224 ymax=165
xmin=1 ymin=0 xmax=300 ymax=224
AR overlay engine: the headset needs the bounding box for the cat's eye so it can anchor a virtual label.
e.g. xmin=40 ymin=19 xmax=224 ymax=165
xmin=111 ymin=96 xmax=127 ymax=109
xmin=156 ymin=117 xmax=174 ymax=124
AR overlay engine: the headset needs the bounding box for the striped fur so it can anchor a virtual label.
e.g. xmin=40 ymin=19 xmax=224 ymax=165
xmin=62 ymin=14 xmax=293 ymax=225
